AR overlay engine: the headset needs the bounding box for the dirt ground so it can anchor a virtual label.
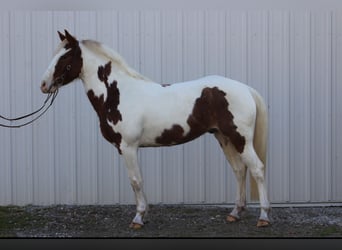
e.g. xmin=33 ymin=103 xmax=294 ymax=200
xmin=0 ymin=204 xmax=341 ymax=238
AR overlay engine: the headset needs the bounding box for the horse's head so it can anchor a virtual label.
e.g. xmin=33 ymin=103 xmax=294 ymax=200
xmin=41 ymin=30 xmax=83 ymax=93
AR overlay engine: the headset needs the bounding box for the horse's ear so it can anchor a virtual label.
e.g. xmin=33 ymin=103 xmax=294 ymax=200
xmin=58 ymin=31 xmax=66 ymax=41
xmin=64 ymin=29 xmax=78 ymax=44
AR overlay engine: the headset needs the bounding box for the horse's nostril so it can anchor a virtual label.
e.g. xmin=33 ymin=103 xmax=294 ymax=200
xmin=41 ymin=81 xmax=48 ymax=93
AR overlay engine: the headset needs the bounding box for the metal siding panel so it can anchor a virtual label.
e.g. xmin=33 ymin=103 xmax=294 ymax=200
xmin=0 ymin=11 xmax=12 ymax=205
xmin=227 ymin=11 xmax=248 ymax=83
xmin=289 ymin=12 xmax=311 ymax=202
xmin=96 ymin=11 xmax=121 ymax=204
xmin=31 ymin=11 xmax=56 ymax=205
xmin=268 ymin=11 xmax=290 ymax=203
xmin=161 ymin=145 xmax=185 ymax=203
xmin=332 ymin=11 xmax=342 ymax=201
xmin=204 ymin=134 xmax=228 ymax=203
xmin=139 ymin=11 xmax=163 ymax=203
xmin=75 ymin=11 xmax=99 ymax=204
xmin=52 ymin=11 xmax=77 ymax=204
xmin=10 ymin=12 xmax=34 ymax=205
xmin=310 ymin=12 xmax=332 ymax=202
xmin=160 ymin=11 xmax=184 ymax=203
xmin=118 ymin=11 xmax=140 ymax=72
xmin=247 ymin=11 xmax=269 ymax=100
xmin=182 ymin=11 xmax=205 ymax=203
xmin=182 ymin=11 xmax=205 ymax=81
xmin=139 ymin=148 xmax=162 ymax=203
xmin=140 ymin=11 xmax=162 ymax=81
xmin=204 ymin=10 xmax=226 ymax=76
xmin=161 ymin=11 xmax=183 ymax=83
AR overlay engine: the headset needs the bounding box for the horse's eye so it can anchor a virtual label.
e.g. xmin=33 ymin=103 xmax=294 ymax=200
xmin=66 ymin=65 xmax=71 ymax=71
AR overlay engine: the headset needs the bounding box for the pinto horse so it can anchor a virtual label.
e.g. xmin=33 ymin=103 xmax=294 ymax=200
xmin=41 ymin=30 xmax=270 ymax=228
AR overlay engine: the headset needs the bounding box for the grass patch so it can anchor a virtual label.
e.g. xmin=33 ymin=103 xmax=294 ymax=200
xmin=0 ymin=206 xmax=22 ymax=237
xmin=317 ymin=225 xmax=342 ymax=237
xmin=0 ymin=206 xmax=45 ymax=237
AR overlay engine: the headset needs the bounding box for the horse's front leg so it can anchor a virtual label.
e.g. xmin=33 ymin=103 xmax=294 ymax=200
xmin=121 ymin=145 xmax=148 ymax=229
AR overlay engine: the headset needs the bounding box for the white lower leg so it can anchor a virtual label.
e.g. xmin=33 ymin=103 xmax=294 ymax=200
xmin=250 ymin=170 xmax=270 ymax=223
xmin=131 ymin=179 xmax=147 ymax=225
xmin=132 ymin=211 xmax=145 ymax=225
xmin=256 ymin=182 xmax=270 ymax=222
xmin=229 ymin=171 xmax=247 ymax=220
xmin=259 ymin=207 xmax=270 ymax=221
xmin=122 ymin=145 xmax=148 ymax=228
xmin=229 ymin=205 xmax=245 ymax=220
xmin=241 ymin=145 xmax=270 ymax=224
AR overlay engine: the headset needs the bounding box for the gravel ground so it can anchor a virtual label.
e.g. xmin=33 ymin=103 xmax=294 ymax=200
xmin=0 ymin=205 xmax=341 ymax=238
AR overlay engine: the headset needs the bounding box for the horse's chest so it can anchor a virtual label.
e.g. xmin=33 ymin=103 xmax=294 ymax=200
xmin=87 ymin=88 xmax=123 ymax=154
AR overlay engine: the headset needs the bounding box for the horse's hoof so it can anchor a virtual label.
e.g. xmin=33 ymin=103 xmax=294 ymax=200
xmin=226 ymin=215 xmax=239 ymax=223
xmin=256 ymin=219 xmax=270 ymax=227
xmin=129 ymin=222 xmax=143 ymax=230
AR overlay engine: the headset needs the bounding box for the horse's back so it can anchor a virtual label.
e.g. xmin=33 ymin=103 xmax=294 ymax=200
xmin=187 ymin=75 xmax=257 ymax=115
xmin=175 ymin=75 xmax=254 ymax=97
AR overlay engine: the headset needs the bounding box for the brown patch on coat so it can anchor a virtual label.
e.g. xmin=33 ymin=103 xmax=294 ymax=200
xmin=97 ymin=62 xmax=122 ymax=125
xmin=87 ymin=61 xmax=123 ymax=154
xmin=53 ymin=40 xmax=83 ymax=87
xmin=155 ymin=124 xmax=185 ymax=145
xmin=97 ymin=60 xmax=111 ymax=83
xmin=156 ymin=87 xmax=245 ymax=153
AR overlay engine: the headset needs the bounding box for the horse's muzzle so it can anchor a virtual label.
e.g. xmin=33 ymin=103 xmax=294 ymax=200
xmin=40 ymin=81 xmax=49 ymax=93
xmin=41 ymin=81 xmax=57 ymax=93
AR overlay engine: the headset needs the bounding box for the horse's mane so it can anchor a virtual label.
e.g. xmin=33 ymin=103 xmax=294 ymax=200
xmin=81 ymin=39 xmax=150 ymax=81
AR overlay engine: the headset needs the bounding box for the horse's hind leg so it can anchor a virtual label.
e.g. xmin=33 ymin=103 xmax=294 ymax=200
xmin=215 ymin=133 xmax=247 ymax=222
xmin=240 ymin=142 xmax=270 ymax=227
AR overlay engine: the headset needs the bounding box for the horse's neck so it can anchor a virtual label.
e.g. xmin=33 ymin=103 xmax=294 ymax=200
xmin=80 ymin=52 xmax=136 ymax=95
xmin=79 ymin=44 xmax=159 ymax=100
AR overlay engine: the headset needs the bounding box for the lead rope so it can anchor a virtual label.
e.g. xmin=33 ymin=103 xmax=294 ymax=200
xmin=0 ymin=89 xmax=59 ymax=128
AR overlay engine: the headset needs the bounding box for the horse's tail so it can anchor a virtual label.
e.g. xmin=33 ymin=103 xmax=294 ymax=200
xmin=249 ymin=87 xmax=268 ymax=201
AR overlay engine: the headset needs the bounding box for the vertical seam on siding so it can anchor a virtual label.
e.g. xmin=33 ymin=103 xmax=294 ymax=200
xmin=28 ymin=11 xmax=35 ymax=205
xmin=308 ymin=11 xmax=312 ymax=202
xmin=329 ymin=10 xmax=334 ymax=202
xmin=8 ymin=11 xmax=14 ymax=205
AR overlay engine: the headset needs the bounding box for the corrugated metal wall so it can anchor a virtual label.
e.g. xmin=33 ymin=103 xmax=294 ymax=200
xmin=0 ymin=9 xmax=341 ymax=206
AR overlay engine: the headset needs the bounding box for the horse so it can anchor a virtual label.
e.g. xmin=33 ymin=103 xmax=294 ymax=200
xmin=40 ymin=30 xmax=271 ymax=228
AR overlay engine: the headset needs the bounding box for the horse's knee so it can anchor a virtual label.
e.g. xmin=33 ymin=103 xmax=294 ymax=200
xmin=240 ymin=145 xmax=265 ymax=181
xmin=130 ymin=177 xmax=143 ymax=192
xmin=247 ymin=162 xmax=265 ymax=185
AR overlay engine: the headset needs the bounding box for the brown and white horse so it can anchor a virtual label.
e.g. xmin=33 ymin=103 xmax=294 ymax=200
xmin=41 ymin=30 xmax=270 ymax=228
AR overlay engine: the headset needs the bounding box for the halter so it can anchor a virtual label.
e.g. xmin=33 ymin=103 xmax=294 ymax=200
xmin=0 ymin=86 xmax=59 ymax=129
xmin=0 ymin=53 xmax=75 ymax=128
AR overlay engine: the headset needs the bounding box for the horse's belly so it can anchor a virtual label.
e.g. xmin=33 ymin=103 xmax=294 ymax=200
xmin=138 ymin=117 xmax=194 ymax=147
xmin=139 ymin=123 xmax=206 ymax=147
